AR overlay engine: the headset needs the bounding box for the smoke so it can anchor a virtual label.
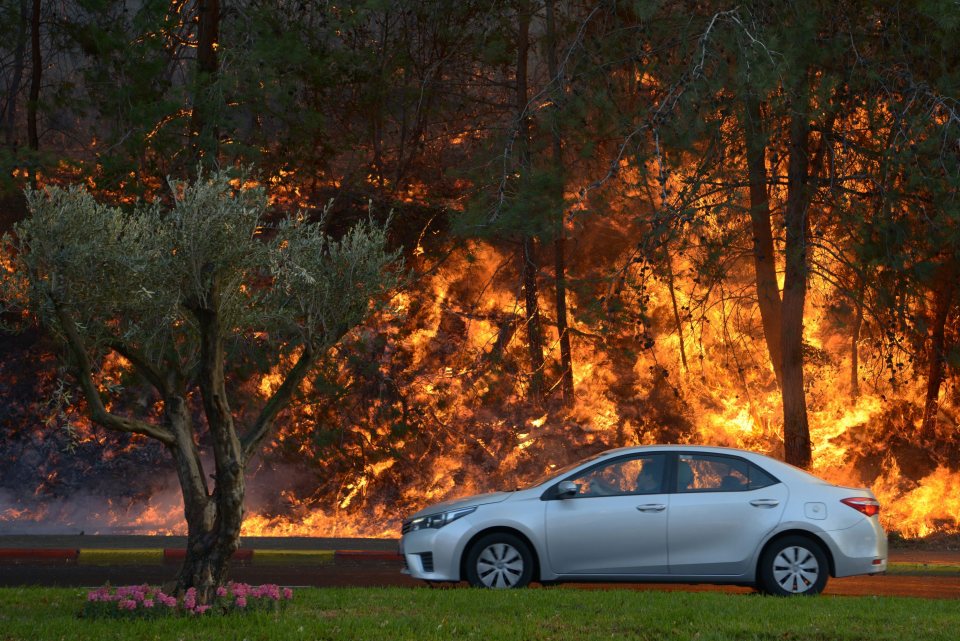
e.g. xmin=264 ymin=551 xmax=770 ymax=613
xmin=0 ymin=485 xmax=184 ymax=535
xmin=0 ymin=447 xmax=328 ymax=536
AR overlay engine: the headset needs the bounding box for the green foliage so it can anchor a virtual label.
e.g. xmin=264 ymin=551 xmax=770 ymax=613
xmin=457 ymin=166 xmax=564 ymax=240
xmin=60 ymin=0 xmax=189 ymax=188
xmin=2 ymin=169 xmax=400 ymax=387
xmin=267 ymin=209 xmax=400 ymax=347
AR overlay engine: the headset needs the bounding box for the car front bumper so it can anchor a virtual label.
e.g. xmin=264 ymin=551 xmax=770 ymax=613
xmin=400 ymin=518 xmax=474 ymax=582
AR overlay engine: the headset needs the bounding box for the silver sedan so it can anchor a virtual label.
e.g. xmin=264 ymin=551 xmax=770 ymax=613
xmin=399 ymin=445 xmax=887 ymax=595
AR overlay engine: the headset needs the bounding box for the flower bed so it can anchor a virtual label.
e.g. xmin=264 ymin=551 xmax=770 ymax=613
xmin=83 ymin=583 xmax=293 ymax=619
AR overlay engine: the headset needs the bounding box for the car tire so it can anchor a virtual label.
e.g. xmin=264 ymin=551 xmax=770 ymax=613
xmin=758 ymin=535 xmax=829 ymax=596
xmin=464 ymin=533 xmax=534 ymax=589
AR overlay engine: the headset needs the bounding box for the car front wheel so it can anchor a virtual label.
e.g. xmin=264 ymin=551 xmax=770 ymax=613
xmin=464 ymin=533 xmax=534 ymax=589
xmin=758 ymin=535 xmax=829 ymax=596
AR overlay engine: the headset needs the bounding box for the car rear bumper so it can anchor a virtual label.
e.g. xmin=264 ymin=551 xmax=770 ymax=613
xmin=825 ymin=516 xmax=888 ymax=577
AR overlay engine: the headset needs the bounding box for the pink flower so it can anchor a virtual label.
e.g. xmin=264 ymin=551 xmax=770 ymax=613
xmin=259 ymin=584 xmax=280 ymax=600
xmin=85 ymin=582 xmax=300 ymax=618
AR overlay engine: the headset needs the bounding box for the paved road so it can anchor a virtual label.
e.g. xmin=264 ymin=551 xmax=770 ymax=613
xmin=3 ymin=559 xmax=958 ymax=598
xmin=0 ymin=535 xmax=399 ymax=551
xmin=0 ymin=559 xmax=420 ymax=589
xmin=1 ymin=536 xmax=958 ymax=598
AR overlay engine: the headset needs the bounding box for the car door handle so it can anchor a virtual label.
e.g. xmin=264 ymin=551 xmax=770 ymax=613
xmin=750 ymin=499 xmax=780 ymax=508
xmin=636 ymin=504 xmax=667 ymax=512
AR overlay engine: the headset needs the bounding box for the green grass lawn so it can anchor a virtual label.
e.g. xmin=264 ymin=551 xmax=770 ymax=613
xmin=886 ymin=562 xmax=960 ymax=576
xmin=1 ymin=586 xmax=958 ymax=641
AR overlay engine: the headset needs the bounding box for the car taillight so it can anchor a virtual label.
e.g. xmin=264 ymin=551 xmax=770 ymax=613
xmin=841 ymin=497 xmax=880 ymax=517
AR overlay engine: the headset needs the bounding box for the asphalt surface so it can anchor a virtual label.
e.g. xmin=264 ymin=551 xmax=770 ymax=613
xmin=1 ymin=536 xmax=958 ymax=599
xmin=0 ymin=558 xmax=420 ymax=589
xmin=0 ymin=535 xmax=399 ymax=551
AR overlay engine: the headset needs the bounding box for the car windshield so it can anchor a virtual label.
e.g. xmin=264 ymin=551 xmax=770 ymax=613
xmin=516 ymin=451 xmax=607 ymax=490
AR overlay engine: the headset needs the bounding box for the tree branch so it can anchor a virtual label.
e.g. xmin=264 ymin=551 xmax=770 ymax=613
xmin=104 ymin=339 xmax=169 ymax=396
xmin=241 ymin=344 xmax=314 ymax=464
xmin=51 ymin=299 xmax=175 ymax=445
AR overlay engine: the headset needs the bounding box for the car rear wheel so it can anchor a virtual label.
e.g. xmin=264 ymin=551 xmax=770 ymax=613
xmin=758 ymin=535 xmax=828 ymax=596
xmin=464 ymin=533 xmax=534 ymax=589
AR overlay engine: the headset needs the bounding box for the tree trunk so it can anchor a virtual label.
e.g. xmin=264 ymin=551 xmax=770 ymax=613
xmin=165 ymin=395 xmax=221 ymax=601
xmin=850 ymin=294 xmax=863 ymax=401
xmin=190 ymin=0 xmax=221 ymax=163
xmin=743 ymin=96 xmax=783 ymax=387
xmin=2 ymin=0 xmax=27 ymax=147
xmin=175 ymin=275 xmax=246 ymax=601
xmin=192 ymin=281 xmax=245 ymax=598
xmin=665 ymin=253 xmax=688 ymax=373
xmin=522 ymin=236 xmax=545 ymax=401
xmin=920 ymin=267 xmax=956 ymax=442
xmin=27 ymin=0 xmax=39 ymax=152
xmin=781 ymin=110 xmax=812 ymax=469
xmin=553 ymin=235 xmax=575 ymax=403
xmin=545 ymin=0 xmax=574 ymax=405
xmin=515 ymin=0 xmax=544 ymax=402
xmin=176 ymin=471 xmax=243 ymax=604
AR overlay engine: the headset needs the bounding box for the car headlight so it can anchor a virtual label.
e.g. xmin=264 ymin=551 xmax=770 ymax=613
xmin=406 ymin=506 xmax=476 ymax=532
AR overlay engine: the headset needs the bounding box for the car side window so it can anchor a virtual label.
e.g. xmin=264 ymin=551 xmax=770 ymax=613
xmin=677 ymin=454 xmax=751 ymax=492
xmin=748 ymin=463 xmax=778 ymax=490
xmin=568 ymin=454 xmax=667 ymax=497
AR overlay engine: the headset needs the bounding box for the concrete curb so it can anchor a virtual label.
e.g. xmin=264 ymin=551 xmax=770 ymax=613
xmin=334 ymin=550 xmax=403 ymax=562
xmin=0 ymin=548 xmax=78 ymax=561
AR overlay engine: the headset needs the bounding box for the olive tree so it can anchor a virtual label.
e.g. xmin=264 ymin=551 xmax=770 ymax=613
xmin=1 ymin=171 xmax=400 ymax=599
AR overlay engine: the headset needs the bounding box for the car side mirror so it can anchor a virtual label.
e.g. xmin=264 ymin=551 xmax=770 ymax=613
xmin=556 ymin=480 xmax=578 ymax=499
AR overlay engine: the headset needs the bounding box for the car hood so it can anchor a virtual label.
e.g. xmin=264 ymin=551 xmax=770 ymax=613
xmin=407 ymin=491 xmax=513 ymax=519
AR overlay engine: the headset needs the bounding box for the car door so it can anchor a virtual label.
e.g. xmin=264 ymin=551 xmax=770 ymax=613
xmin=544 ymin=453 xmax=669 ymax=575
xmin=667 ymin=452 xmax=787 ymax=576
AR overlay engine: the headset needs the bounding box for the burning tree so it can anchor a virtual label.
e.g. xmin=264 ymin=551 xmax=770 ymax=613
xmin=0 ymin=170 xmax=400 ymax=599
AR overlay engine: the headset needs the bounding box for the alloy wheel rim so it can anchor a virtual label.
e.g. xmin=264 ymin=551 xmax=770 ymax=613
xmin=772 ymin=545 xmax=820 ymax=593
xmin=476 ymin=543 xmax=524 ymax=588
